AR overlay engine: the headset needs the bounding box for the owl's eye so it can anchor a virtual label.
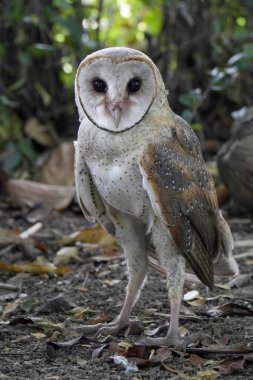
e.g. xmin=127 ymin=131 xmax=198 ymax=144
xmin=128 ymin=78 xmax=141 ymax=93
xmin=92 ymin=78 xmax=107 ymax=93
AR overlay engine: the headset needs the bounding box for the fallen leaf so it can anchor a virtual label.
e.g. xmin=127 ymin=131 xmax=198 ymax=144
xmin=125 ymin=320 xmax=144 ymax=336
xmin=25 ymin=117 xmax=56 ymax=147
xmin=1 ymin=299 xmax=21 ymax=317
xmin=227 ymin=274 xmax=252 ymax=288
xmin=69 ymin=307 xmax=92 ymax=320
xmin=218 ymin=357 xmax=245 ymax=375
xmin=6 ymin=179 xmax=75 ymax=211
xmin=0 ymin=259 xmax=72 ymax=276
xmin=31 ymin=332 xmax=47 ymax=339
xmin=74 ymin=225 xmax=117 ymax=247
xmin=185 ymin=343 xmax=253 ymax=355
xmin=184 ymin=369 xmax=219 ymax=380
xmin=76 ymin=356 xmax=88 ymax=368
xmin=86 ymin=313 xmax=113 ymax=325
xmin=37 ymin=294 xmax=76 ymax=313
xmin=186 ymin=298 xmax=206 ymax=307
xmin=37 ymin=320 xmax=65 ymax=332
xmin=144 ymin=323 xmax=168 ymax=337
xmin=184 ymin=290 xmax=200 ymax=301
xmin=188 ymin=354 xmax=207 ymax=366
xmin=207 ymin=302 xmax=253 ymax=317
xmin=0 ymin=227 xmax=24 ymax=245
xmin=111 ymin=355 xmax=139 ymax=372
xmin=150 ymin=346 xmax=172 ymax=363
xmin=0 ymin=274 xmax=23 ymax=300
xmin=40 ymin=142 xmax=75 ymax=186
xmin=91 ymin=344 xmax=110 ymax=361
xmin=179 ymin=326 xmax=189 ymax=337
xmin=108 ymin=341 xmax=128 ymax=356
xmin=9 ymin=316 xmax=43 ymax=325
xmin=53 ymin=246 xmax=79 ymax=265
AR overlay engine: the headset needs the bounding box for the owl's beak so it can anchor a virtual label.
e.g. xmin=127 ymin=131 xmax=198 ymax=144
xmin=108 ymin=102 xmax=122 ymax=128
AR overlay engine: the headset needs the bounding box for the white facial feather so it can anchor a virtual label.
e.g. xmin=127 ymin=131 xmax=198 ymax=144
xmin=76 ymin=57 xmax=157 ymax=132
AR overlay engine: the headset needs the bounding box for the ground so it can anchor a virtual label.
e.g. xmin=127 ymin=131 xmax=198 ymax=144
xmin=0 ymin=195 xmax=253 ymax=380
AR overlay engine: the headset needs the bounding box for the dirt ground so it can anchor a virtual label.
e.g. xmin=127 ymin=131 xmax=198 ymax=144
xmin=0 ymin=195 xmax=253 ymax=380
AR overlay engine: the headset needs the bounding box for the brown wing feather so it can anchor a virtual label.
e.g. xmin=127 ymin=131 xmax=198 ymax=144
xmin=140 ymin=127 xmax=220 ymax=289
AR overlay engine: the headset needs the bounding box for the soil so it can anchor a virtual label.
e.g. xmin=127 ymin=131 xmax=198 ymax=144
xmin=0 ymin=196 xmax=253 ymax=380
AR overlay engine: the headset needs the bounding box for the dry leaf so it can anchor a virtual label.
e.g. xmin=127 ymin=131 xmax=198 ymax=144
xmin=7 ymin=179 xmax=75 ymax=211
xmin=184 ymin=290 xmax=200 ymax=301
xmin=207 ymin=302 xmax=253 ymax=317
xmin=0 ymin=259 xmax=72 ymax=276
xmin=86 ymin=313 xmax=113 ymax=325
xmin=37 ymin=294 xmax=76 ymax=313
xmin=111 ymin=355 xmax=139 ymax=372
xmin=185 ymin=369 xmax=219 ymax=380
xmin=227 ymin=274 xmax=252 ymax=288
xmin=54 ymin=246 xmax=79 ymax=265
xmin=40 ymin=142 xmax=75 ymax=186
xmin=25 ymin=117 xmax=56 ymax=146
xmin=0 ymin=227 xmax=24 ymax=245
xmin=187 ymin=298 xmax=206 ymax=306
xmin=0 ymin=274 xmax=23 ymax=300
xmin=188 ymin=353 xmax=206 ymax=366
xmin=75 ymin=225 xmax=117 ymax=247
xmin=218 ymin=357 xmax=245 ymax=375
xmin=31 ymin=332 xmax=47 ymax=339
xmin=186 ymin=343 xmax=253 ymax=355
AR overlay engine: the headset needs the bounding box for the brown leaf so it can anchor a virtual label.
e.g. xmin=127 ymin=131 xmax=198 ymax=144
xmin=186 ymin=343 xmax=253 ymax=355
xmin=207 ymin=302 xmax=253 ymax=317
xmin=40 ymin=142 xmax=75 ymax=186
xmin=6 ymin=179 xmax=75 ymax=211
xmin=151 ymin=346 xmax=172 ymax=363
xmin=0 ymin=259 xmax=72 ymax=276
xmin=126 ymin=345 xmax=150 ymax=360
xmin=86 ymin=314 xmax=113 ymax=325
xmin=25 ymin=117 xmax=56 ymax=147
xmin=218 ymin=357 xmax=245 ymax=375
xmin=37 ymin=294 xmax=76 ymax=313
xmin=188 ymin=353 xmax=207 ymax=366
xmin=75 ymin=225 xmax=117 ymax=247
xmin=91 ymin=344 xmax=110 ymax=361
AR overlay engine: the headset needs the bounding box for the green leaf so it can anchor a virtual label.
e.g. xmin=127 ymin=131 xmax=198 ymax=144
xmin=17 ymin=139 xmax=36 ymax=162
xmin=3 ymin=150 xmax=22 ymax=172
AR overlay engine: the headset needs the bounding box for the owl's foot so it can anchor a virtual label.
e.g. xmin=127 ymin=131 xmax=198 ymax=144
xmin=74 ymin=318 xmax=130 ymax=338
xmin=140 ymin=332 xmax=209 ymax=349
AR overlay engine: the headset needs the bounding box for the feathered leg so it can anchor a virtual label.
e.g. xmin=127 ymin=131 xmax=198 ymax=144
xmin=75 ymin=213 xmax=148 ymax=337
xmin=142 ymin=219 xmax=186 ymax=346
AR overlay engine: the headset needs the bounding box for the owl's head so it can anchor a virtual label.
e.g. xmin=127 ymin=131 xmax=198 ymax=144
xmin=75 ymin=47 xmax=167 ymax=132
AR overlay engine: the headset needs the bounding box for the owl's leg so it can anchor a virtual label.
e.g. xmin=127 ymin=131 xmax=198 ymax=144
xmin=75 ymin=214 xmax=148 ymax=337
xmin=142 ymin=219 xmax=186 ymax=347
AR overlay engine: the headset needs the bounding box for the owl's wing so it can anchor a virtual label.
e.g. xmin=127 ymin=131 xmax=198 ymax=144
xmin=74 ymin=141 xmax=115 ymax=235
xmin=139 ymin=120 xmax=220 ymax=288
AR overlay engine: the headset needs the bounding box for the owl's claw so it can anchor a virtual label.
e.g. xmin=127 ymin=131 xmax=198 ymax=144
xmin=140 ymin=332 xmax=210 ymax=349
xmin=73 ymin=319 xmax=129 ymax=338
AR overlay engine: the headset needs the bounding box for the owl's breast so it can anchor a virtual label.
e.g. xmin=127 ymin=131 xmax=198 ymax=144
xmin=88 ymin=160 xmax=150 ymax=218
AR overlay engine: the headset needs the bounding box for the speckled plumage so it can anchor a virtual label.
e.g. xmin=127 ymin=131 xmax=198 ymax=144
xmin=74 ymin=47 xmax=238 ymax=346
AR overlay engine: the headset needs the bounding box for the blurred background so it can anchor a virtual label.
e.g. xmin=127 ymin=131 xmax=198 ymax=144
xmin=0 ymin=0 xmax=253 ymax=186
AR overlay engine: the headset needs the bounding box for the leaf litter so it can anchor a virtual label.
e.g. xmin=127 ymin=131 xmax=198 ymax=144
xmin=1 ymin=196 xmax=253 ymax=378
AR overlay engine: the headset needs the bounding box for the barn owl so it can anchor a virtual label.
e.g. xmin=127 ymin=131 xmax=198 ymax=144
xmin=74 ymin=47 xmax=238 ymax=347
